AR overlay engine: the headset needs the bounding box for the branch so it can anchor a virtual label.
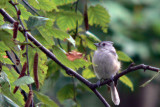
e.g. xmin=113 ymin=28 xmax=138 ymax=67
xmin=1 ymin=8 xmax=160 ymax=107
xmin=91 ymin=64 xmax=159 ymax=89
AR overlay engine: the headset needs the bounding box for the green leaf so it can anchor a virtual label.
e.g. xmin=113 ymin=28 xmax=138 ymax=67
xmin=88 ymin=4 xmax=110 ymax=33
xmin=27 ymin=16 xmax=49 ymax=29
xmin=0 ymin=30 xmax=15 ymax=50
xmin=53 ymin=0 xmax=77 ymax=6
xmin=0 ymin=70 xmax=25 ymax=106
xmin=34 ymin=91 xmax=58 ymax=107
xmin=13 ymin=76 xmax=34 ymax=86
xmin=82 ymin=68 xmax=96 ymax=79
xmin=28 ymin=0 xmax=58 ymax=12
xmin=38 ymin=25 xmax=69 ymax=45
xmin=1 ymin=83 xmax=24 ymax=106
xmin=117 ymin=51 xmax=133 ymax=62
xmin=0 ymin=0 xmax=8 ymax=8
xmin=52 ymin=46 xmax=91 ymax=70
xmin=0 ymin=41 xmax=10 ymax=52
xmin=56 ymin=10 xmax=83 ymax=31
xmin=62 ymin=99 xmax=77 ymax=107
xmin=80 ymin=35 xmax=96 ymax=50
xmin=140 ymin=71 xmax=160 ymax=87
xmin=18 ymin=4 xmax=32 ymax=20
xmin=119 ymin=75 xmax=134 ymax=91
xmin=0 ymin=15 xmax=4 ymax=25
xmin=2 ymin=66 xmax=29 ymax=93
xmin=0 ymin=52 xmax=13 ymax=64
xmin=57 ymin=84 xmax=74 ymax=102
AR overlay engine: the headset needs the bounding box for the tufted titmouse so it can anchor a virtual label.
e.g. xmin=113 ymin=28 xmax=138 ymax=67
xmin=92 ymin=41 xmax=120 ymax=105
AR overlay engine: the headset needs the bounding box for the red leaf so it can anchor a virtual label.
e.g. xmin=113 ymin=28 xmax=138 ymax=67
xmin=66 ymin=50 xmax=83 ymax=61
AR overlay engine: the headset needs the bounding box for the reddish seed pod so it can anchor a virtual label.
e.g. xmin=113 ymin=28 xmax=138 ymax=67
xmin=20 ymin=45 xmax=25 ymax=50
xmin=17 ymin=10 xmax=21 ymax=15
xmin=19 ymin=62 xmax=27 ymax=78
xmin=13 ymin=22 xmax=19 ymax=39
xmin=84 ymin=4 xmax=89 ymax=31
xmin=25 ymin=90 xmax=33 ymax=107
xmin=33 ymin=52 xmax=39 ymax=90
xmin=13 ymin=62 xmax=27 ymax=94
xmin=16 ymin=59 xmax=20 ymax=65
xmin=13 ymin=86 xmax=19 ymax=94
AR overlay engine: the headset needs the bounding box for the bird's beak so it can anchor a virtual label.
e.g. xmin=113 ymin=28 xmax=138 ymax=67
xmin=94 ymin=43 xmax=99 ymax=47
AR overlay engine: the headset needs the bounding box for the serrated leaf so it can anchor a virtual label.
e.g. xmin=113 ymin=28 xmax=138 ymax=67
xmin=13 ymin=76 xmax=34 ymax=86
xmin=88 ymin=4 xmax=110 ymax=33
xmin=119 ymin=75 xmax=134 ymax=91
xmin=18 ymin=4 xmax=32 ymax=20
xmin=140 ymin=71 xmax=160 ymax=87
xmin=56 ymin=11 xmax=83 ymax=31
xmin=117 ymin=51 xmax=133 ymax=62
xmin=27 ymin=16 xmax=49 ymax=29
xmin=34 ymin=91 xmax=58 ymax=107
xmin=53 ymin=0 xmax=77 ymax=6
xmin=82 ymin=68 xmax=96 ymax=79
xmin=52 ymin=46 xmax=91 ymax=70
xmin=57 ymin=84 xmax=74 ymax=102
xmin=38 ymin=26 xmax=69 ymax=46
xmin=28 ymin=0 xmax=58 ymax=12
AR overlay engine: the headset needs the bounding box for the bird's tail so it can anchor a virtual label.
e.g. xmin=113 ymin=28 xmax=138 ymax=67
xmin=109 ymin=82 xmax=120 ymax=105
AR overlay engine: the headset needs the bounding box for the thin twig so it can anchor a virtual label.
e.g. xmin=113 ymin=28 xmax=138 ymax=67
xmin=22 ymin=0 xmax=40 ymax=16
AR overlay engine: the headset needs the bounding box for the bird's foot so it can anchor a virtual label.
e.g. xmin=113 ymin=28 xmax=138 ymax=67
xmin=96 ymin=78 xmax=105 ymax=87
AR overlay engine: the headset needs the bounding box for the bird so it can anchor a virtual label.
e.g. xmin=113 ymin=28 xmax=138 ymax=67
xmin=92 ymin=41 xmax=120 ymax=105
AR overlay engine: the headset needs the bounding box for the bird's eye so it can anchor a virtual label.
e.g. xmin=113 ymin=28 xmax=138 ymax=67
xmin=102 ymin=43 xmax=106 ymax=46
